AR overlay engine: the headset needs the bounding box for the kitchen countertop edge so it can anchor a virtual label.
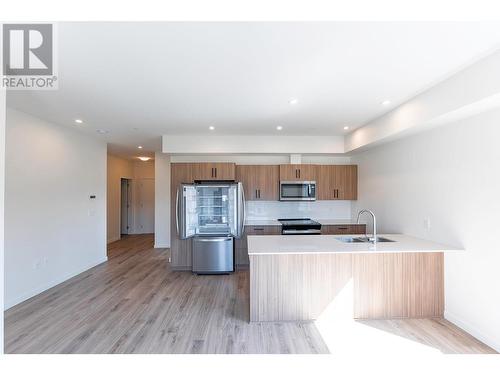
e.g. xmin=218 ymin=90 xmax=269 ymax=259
xmin=247 ymin=233 xmax=463 ymax=255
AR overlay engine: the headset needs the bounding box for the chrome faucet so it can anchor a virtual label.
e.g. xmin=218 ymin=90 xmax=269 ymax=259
xmin=357 ymin=209 xmax=377 ymax=243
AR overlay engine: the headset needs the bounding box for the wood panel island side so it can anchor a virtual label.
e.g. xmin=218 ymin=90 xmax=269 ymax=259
xmin=248 ymin=234 xmax=460 ymax=322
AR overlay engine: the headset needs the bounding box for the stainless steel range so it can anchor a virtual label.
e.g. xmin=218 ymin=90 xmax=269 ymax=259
xmin=278 ymin=218 xmax=322 ymax=235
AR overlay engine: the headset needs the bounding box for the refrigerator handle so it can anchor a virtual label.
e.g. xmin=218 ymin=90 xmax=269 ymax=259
xmin=240 ymin=184 xmax=246 ymax=237
xmin=175 ymin=187 xmax=180 ymax=236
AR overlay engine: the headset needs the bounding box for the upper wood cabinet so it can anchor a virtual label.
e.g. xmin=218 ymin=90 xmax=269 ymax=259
xmin=279 ymin=164 xmax=317 ymax=181
xmin=193 ymin=163 xmax=235 ymax=181
xmin=236 ymin=165 xmax=279 ymax=200
xmin=317 ymin=165 xmax=357 ymax=200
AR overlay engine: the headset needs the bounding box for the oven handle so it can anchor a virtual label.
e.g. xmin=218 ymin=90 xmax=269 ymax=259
xmin=282 ymin=229 xmax=322 ymax=235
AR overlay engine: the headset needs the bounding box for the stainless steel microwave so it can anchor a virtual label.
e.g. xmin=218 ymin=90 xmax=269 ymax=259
xmin=279 ymin=181 xmax=316 ymax=201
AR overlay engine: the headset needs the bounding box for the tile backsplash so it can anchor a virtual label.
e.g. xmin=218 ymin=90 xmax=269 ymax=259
xmin=245 ymin=200 xmax=352 ymax=220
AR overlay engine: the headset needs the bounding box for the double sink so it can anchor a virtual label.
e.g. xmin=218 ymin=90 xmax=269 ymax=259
xmin=337 ymin=236 xmax=395 ymax=243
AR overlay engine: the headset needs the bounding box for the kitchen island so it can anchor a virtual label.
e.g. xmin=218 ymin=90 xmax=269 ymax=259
xmin=248 ymin=234 xmax=461 ymax=322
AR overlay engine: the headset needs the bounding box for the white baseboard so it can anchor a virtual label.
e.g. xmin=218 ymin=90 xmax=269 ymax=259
xmin=4 ymin=256 xmax=108 ymax=310
xmin=445 ymin=310 xmax=500 ymax=352
xmin=154 ymin=242 xmax=170 ymax=249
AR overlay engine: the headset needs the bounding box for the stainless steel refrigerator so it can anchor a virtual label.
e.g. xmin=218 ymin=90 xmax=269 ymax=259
xmin=176 ymin=182 xmax=245 ymax=274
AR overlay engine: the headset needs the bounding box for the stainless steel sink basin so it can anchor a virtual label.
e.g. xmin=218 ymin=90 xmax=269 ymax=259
xmin=337 ymin=236 xmax=395 ymax=243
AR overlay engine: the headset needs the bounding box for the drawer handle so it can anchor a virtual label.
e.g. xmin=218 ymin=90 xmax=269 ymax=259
xmin=337 ymin=227 xmax=348 ymax=230
xmin=253 ymin=228 xmax=264 ymax=231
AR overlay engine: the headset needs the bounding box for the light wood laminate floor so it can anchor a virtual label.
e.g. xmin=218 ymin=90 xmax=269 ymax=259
xmin=4 ymin=235 xmax=496 ymax=354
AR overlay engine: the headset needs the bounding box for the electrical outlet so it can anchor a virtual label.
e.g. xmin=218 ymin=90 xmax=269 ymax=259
xmin=423 ymin=218 xmax=431 ymax=231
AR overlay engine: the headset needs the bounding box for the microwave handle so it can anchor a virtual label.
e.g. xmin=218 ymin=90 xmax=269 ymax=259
xmin=308 ymin=184 xmax=311 ymax=196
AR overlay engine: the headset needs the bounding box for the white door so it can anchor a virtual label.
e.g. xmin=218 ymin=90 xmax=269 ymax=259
xmin=136 ymin=178 xmax=155 ymax=234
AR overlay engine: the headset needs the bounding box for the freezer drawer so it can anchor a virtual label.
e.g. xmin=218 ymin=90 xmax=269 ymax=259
xmin=192 ymin=236 xmax=234 ymax=274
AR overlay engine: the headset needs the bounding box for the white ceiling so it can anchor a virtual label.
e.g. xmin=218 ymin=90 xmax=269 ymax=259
xmin=7 ymin=22 xmax=500 ymax=158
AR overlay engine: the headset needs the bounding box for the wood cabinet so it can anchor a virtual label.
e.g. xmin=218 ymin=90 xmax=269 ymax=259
xmin=170 ymin=163 xmax=195 ymax=270
xmin=321 ymin=224 xmax=366 ymax=235
xmin=353 ymin=252 xmax=444 ymax=319
xmin=236 ymin=165 xmax=279 ymax=201
xmin=279 ymin=164 xmax=317 ymax=181
xmin=250 ymin=252 xmax=444 ymax=321
xmin=235 ymin=225 xmax=281 ymax=267
xmin=317 ymin=165 xmax=357 ymax=200
xmin=193 ymin=163 xmax=235 ymax=181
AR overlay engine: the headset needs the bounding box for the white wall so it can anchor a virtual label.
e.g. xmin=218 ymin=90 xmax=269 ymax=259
xmin=0 ymin=87 xmax=6 ymax=352
xmin=155 ymin=153 xmax=170 ymax=248
xmin=5 ymin=108 xmax=107 ymax=309
xmin=345 ymin=49 xmax=500 ymax=153
xmin=163 ymin=135 xmax=345 ymax=154
xmin=170 ymin=154 xmax=352 ymax=165
xmin=351 ymin=108 xmax=500 ymax=352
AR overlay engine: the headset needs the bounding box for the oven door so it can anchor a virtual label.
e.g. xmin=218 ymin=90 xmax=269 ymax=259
xmin=279 ymin=181 xmax=316 ymax=201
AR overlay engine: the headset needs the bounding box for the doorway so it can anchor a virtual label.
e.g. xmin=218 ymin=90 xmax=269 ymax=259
xmin=120 ymin=178 xmax=132 ymax=236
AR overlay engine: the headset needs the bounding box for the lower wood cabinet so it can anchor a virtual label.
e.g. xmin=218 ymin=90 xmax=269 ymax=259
xmin=235 ymin=225 xmax=281 ymax=268
xmin=321 ymin=224 xmax=366 ymax=235
xmin=352 ymin=252 xmax=444 ymax=319
xmin=250 ymin=252 xmax=444 ymax=322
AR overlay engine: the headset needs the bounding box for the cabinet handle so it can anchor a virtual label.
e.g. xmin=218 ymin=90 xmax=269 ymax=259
xmin=299 ymin=169 xmax=301 ymax=178
xmin=214 ymin=167 xmax=217 ymax=178
xmin=211 ymin=168 xmax=214 ymax=178
xmin=255 ymin=189 xmax=258 ymax=198
xmin=258 ymin=189 xmax=261 ymax=198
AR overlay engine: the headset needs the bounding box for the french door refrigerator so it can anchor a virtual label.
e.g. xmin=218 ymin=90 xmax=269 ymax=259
xmin=176 ymin=182 xmax=245 ymax=274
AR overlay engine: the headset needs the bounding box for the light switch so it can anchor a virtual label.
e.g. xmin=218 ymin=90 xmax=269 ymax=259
xmin=423 ymin=218 xmax=431 ymax=231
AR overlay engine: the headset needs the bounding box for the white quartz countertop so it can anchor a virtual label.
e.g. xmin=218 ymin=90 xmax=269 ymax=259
xmin=244 ymin=218 xmax=362 ymax=226
xmin=247 ymin=234 xmax=462 ymax=255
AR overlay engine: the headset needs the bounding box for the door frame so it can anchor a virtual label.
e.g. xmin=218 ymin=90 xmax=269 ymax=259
xmin=120 ymin=178 xmax=132 ymax=237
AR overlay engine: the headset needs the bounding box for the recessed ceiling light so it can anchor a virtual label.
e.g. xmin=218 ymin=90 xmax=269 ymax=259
xmin=289 ymin=98 xmax=298 ymax=105
xmin=209 ymin=126 xmax=215 ymax=130
xmin=381 ymin=100 xmax=391 ymax=106
xmin=343 ymin=126 xmax=349 ymax=130
xmin=138 ymin=157 xmax=151 ymax=161
xmin=96 ymin=129 xmax=109 ymax=134
xmin=138 ymin=146 xmax=143 ymax=149
xmin=75 ymin=119 xmax=83 ymax=124
xmin=276 ymin=126 xmax=283 ymax=131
